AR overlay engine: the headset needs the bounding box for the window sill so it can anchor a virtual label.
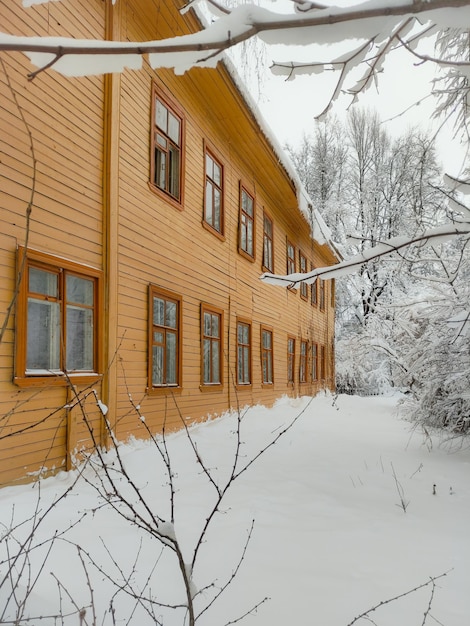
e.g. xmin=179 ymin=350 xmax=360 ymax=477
xmin=235 ymin=383 xmax=252 ymax=391
xmin=202 ymin=221 xmax=225 ymax=241
xmin=148 ymin=182 xmax=184 ymax=211
xmin=14 ymin=373 xmax=102 ymax=388
xmin=238 ymin=248 xmax=255 ymax=263
xmin=199 ymin=383 xmax=224 ymax=393
xmin=147 ymin=385 xmax=183 ymax=396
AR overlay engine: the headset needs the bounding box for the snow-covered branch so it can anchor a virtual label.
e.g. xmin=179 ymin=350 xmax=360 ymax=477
xmin=1 ymin=1 xmax=470 ymax=78
xmin=260 ymin=222 xmax=470 ymax=287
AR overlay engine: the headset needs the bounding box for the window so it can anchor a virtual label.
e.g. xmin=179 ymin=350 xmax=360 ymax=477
xmin=319 ymin=280 xmax=326 ymax=311
xmin=299 ymin=251 xmax=308 ymax=300
xmin=239 ymin=186 xmax=255 ymax=259
xmin=237 ymin=320 xmax=252 ymax=385
xmin=287 ymin=240 xmax=296 ymax=275
xmin=15 ymin=249 xmax=101 ymax=385
xmin=311 ymin=343 xmax=318 ymax=381
xmin=261 ymin=327 xmax=273 ymax=384
xmin=299 ymin=340 xmax=308 ymax=383
xmin=311 ymin=264 xmax=318 ymax=306
xmin=262 ymin=213 xmax=274 ymax=272
xmin=287 ymin=336 xmax=296 ymax=384
xmin=201 ymin=305 xmax=223 ymax=386
xmin=151 ymin=85 xmax=184 ymax=203
xmin=149 ymin=286 xmax=182 ymax=388
xmin=320 ymin=345 xmax=327 ymax=380
xmin=204 ymin=149 xmax=224 ymax=235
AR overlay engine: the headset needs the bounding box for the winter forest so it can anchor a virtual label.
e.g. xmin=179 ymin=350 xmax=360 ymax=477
xmin=1 ymin=1 xmax=470 ymax=625
xmin=233 ymin=2 xmax=470 ymax=435
xmin=286 ymin=104 xmax=470 ymax=433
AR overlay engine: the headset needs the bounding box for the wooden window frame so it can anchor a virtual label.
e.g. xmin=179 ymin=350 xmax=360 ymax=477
xmin=299 ymin=339 xmax=308 ymax=384
xmin=260 ymin=325 xmax=274 ymax=385
xmin=299 ymin=251 xmax=308 ymax=300
xmin=238 ymin=184 xmax=256 ymax=262
xmin=14 ymin=247 xmax=102 ymax=388
xmin=311 ymin=342 xmax=318 ymax=382
xmin=262 ymin=211 xmax=274 ymax=273
xmin=287 ymin=335 xmax=296 ymax=385
xmin=150 ymin=82 xmax=185 ymax=209
xmin=311 ymin=263 xmax=318 ymax=306
xmin=236 ymin=318 xmax=252 ymax=387
xmin=331 ymin=278 xmax=335 ymax=308
xmin=200 ymin=303 xmax=224 ymax=390
xmin=203 ymin=144 xmax=225 ymax=239
xmin=148 ymin=285 xmax=183 ymax=392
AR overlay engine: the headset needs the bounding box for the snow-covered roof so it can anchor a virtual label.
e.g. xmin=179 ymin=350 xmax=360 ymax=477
xmin=216 ymin=50 xmax=336 ymax=251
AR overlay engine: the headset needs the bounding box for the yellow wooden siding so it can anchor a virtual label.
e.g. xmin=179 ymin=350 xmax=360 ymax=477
xmin=0 ymin=0 xmax=106 ymax=485
xmin=0 ymin=0 xmax=336 ymax=485
xmin=112 ymin=0 xmax=335 ymax=437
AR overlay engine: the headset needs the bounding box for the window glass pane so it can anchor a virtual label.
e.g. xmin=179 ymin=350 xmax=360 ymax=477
xmin=205 ymin=181 xmax=213 ymax=223
xmin=262 ymin=331 xmax=271 ymax=349
xmin=156 ymin=100 xmax=168 ymax=132
xmin=242 ymin=190 xmax=253 ymax=217
xmin=166 ymin=331 xmax=177 ymax=384
xmin=203 ymin=338 xmax=211 ymax=383
xmin=29 ymin=267 xmax=57 ymax=297
xmin=213 ymin=161 xmax=221 ymax=186
xmin=165 ymin=301 xmax=177 ymax=329
xmin=246 ymin=220 xmax=253 ymax=255
xmin=168 ymin=112 xmax=180 ymax=144
xmin=156 ymin=133 xmax=167 ymax=149
xmin=153 ymin=297 xmax=165 ymax=326
xmin=213 ymin=189 xmax=221 ymax=231
xmin=212 ymin=341 xmax=220 ymax=383
xmin=237 ymin=346 xmax=243 ymax=383
xmin=264 ymin=216 xmax=272 ymax=237
xmin=264 ymin=237 xmax=272 ymax=270
xmin=168 ymin=145 xmax=180 ymax=198
xmin=66 ymin=305 xmax=93 ymax=371
xmin=211 ymin=314 xmax=219 ymax=337
xmin=238 ymin=323 xmax=248 ymax=344
xmin=155 ymin=148 xmax=166 ymax=189
xmin=26 ymin=299 xmax=60 ymax=371
xmin=206 ymin=154 xmax=213 ymax=179
xmin=241 ymin=218 xmax=247 ymax=252
xmin=204 ymin=312 xmax=212 ymax=336
xmin=66 ymin=275 xmax=94 ymax=306
xmin=152 ymin=345 xmax=164 ymax=385
xmin=243 ymin=346 xmax=249 ymax=382
xmin=154 ymin=331 xmax=164 ymax=344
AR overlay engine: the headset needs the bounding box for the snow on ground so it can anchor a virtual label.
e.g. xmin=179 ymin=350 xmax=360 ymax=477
xmin=1 ymin=393 xmax=469 ymax=625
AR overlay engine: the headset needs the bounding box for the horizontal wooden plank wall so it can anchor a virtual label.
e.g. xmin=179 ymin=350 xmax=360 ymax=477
xmin=0 ymin=0 xmax=106 ymax=485
xmin=0 ymin=0 xmax=336 ymax=485
xmin=113 ymin=0 xmax=336 ymax=439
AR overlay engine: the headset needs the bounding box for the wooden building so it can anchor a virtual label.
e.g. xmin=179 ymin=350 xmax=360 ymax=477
xmin=0 ymin=0 xmax=338 ymax=486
